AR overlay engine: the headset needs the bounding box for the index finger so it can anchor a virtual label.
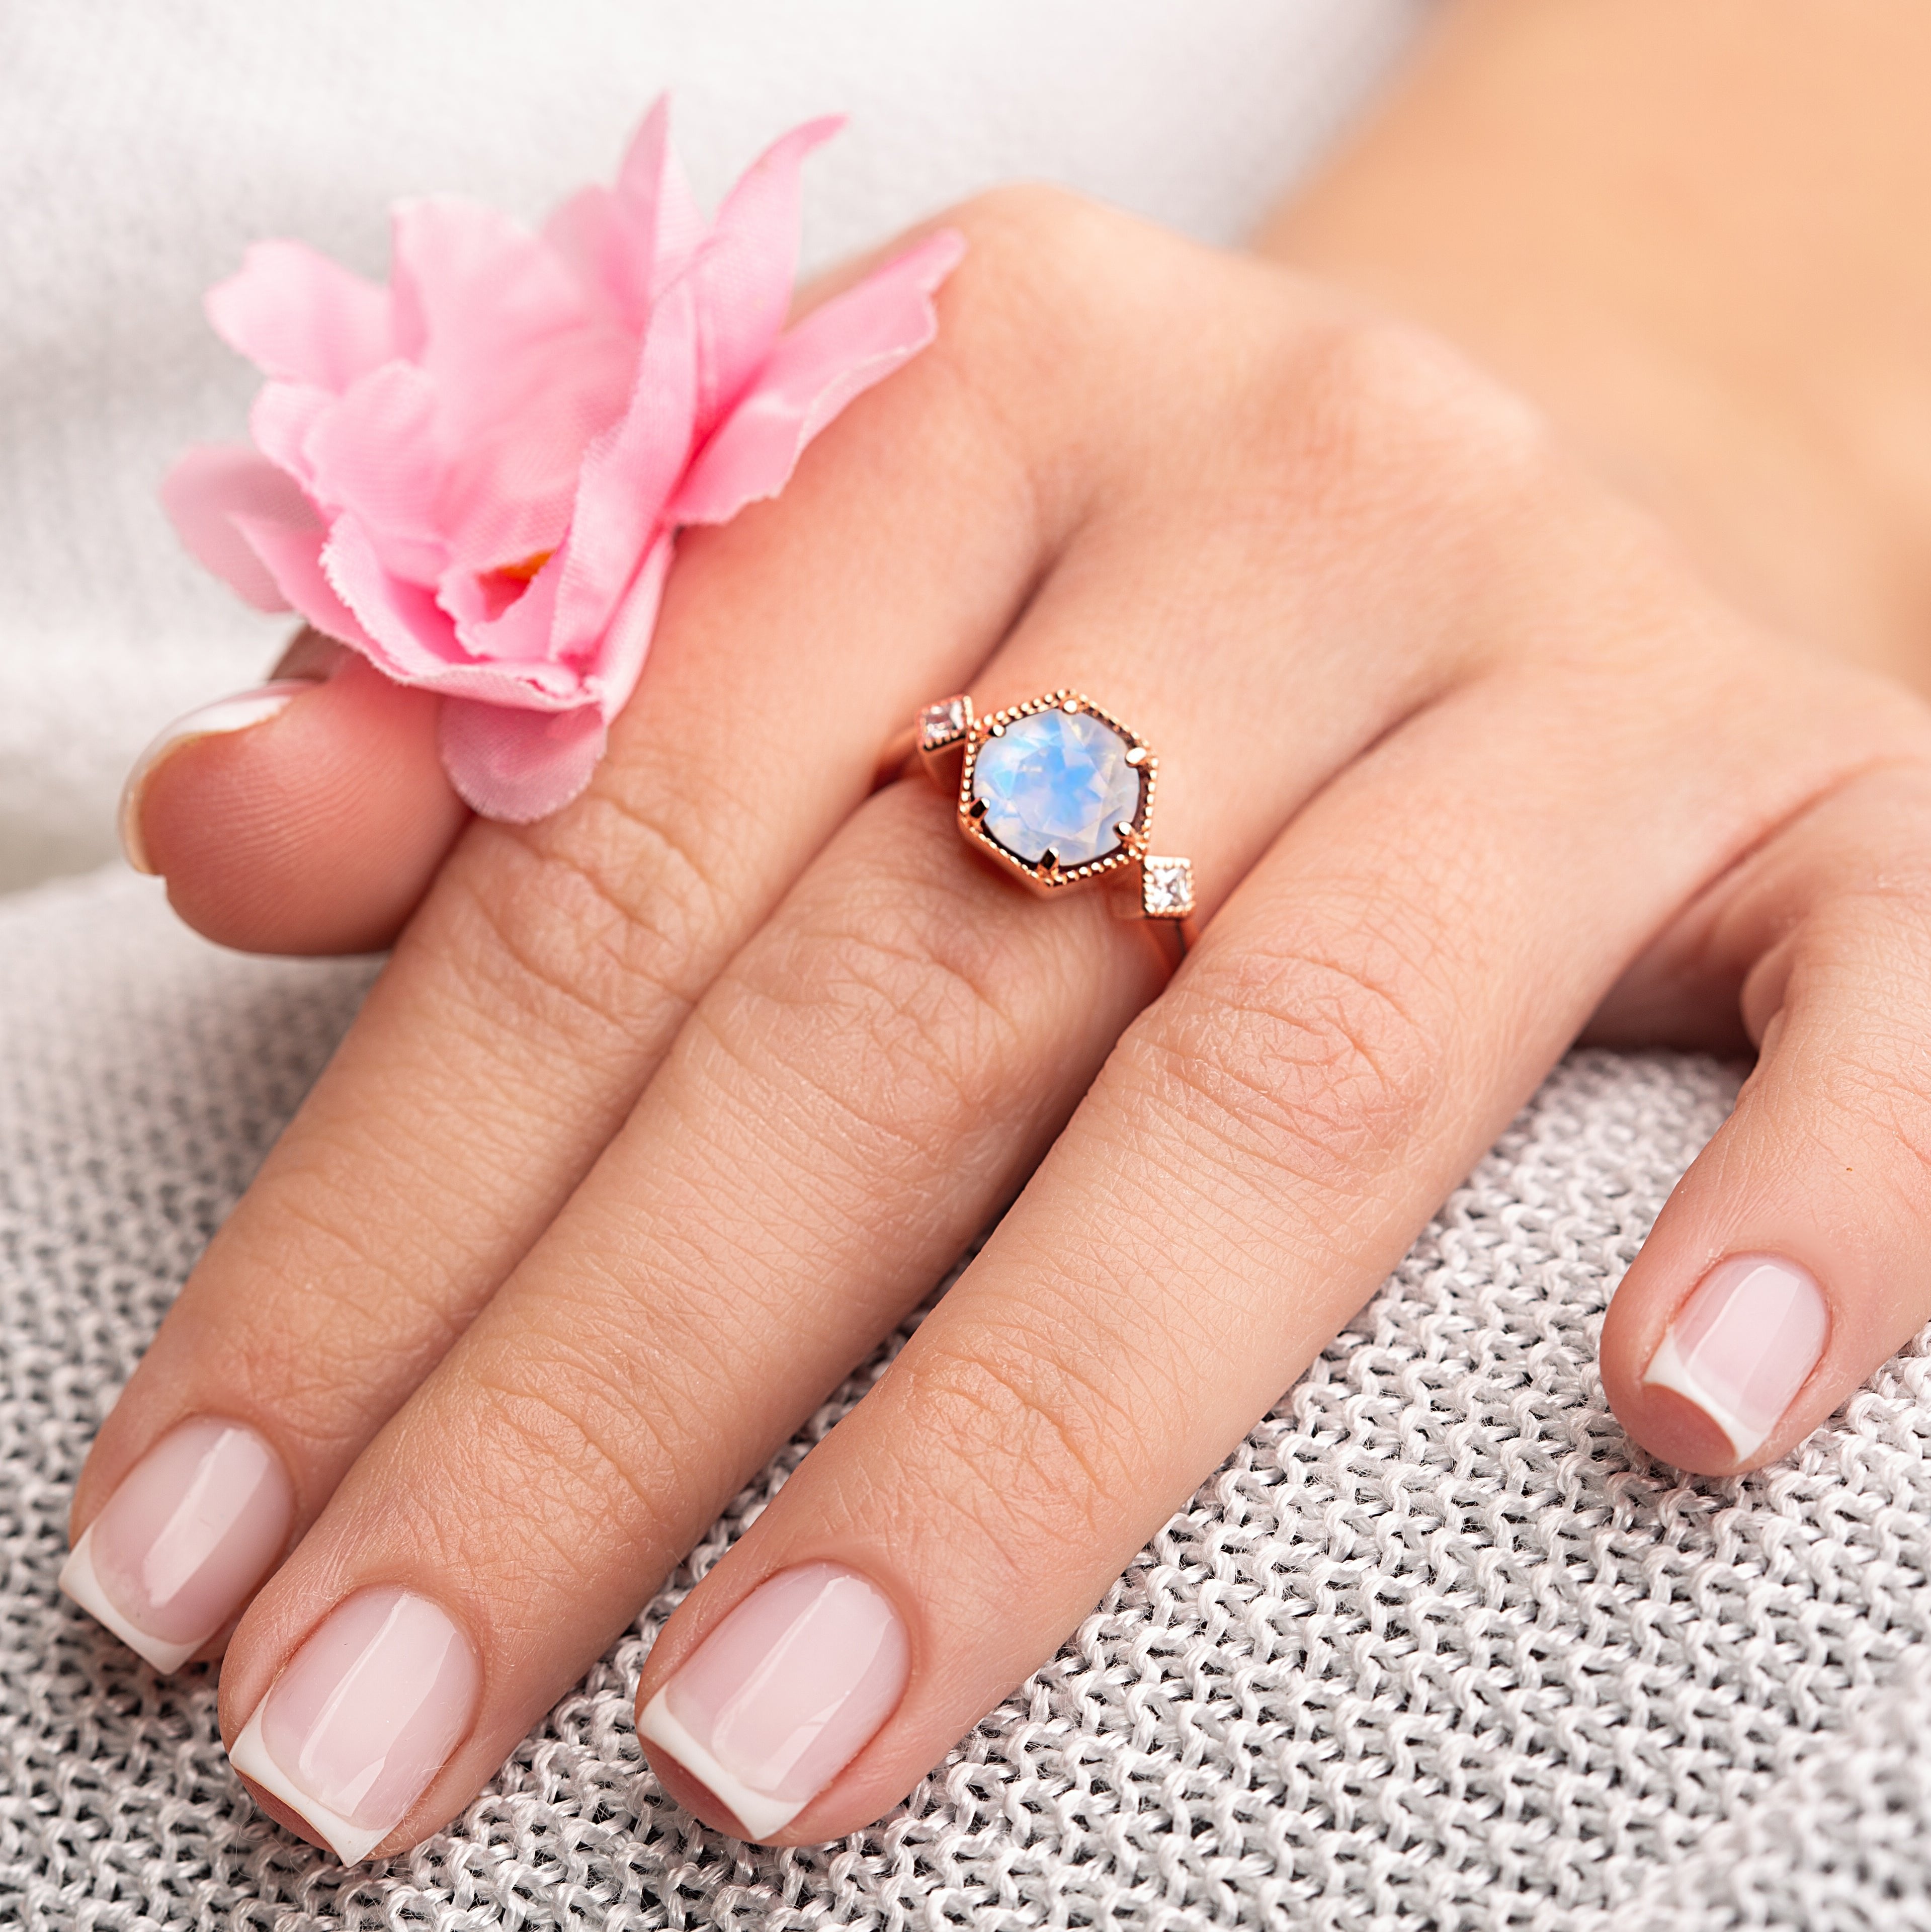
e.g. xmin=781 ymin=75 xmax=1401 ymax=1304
xmin=60 ymin=221 xmax=1057 ymax=1672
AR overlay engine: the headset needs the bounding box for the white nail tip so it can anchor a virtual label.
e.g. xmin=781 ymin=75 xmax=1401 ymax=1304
xmin=59 ymin=1526 xmax=201 ymax=1674
xmin=119 ymin=681 xmax=315 ymax=874
xmin=638 ymin=1687 xmax=807 ymax=1842
xmin=228 ymin=1704 xmax=392 ymax=1866
xmin=1642 ymin=1329 xmax=1766 ymax=1463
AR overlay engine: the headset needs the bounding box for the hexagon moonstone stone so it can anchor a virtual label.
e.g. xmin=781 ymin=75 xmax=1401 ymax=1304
xmin=970 ymin=708 xmax=1144 ymax=867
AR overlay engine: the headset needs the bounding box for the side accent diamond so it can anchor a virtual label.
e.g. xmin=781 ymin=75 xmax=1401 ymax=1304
xmin=918 ymin=696 xmax=970 ymax=751
xmin=1141 ymin=855 xmax=1195 ymax=920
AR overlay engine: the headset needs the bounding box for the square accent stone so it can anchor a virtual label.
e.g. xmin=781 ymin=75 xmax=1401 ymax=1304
xmin=1141 ymin=856 xmax=1194 ymax=920
xmin=918 ymin=696 xmax=970 ymax=751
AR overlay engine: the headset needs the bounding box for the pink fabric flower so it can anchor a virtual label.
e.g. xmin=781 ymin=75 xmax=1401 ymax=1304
xmin=164 ymin=102 xmax=965 ymax=821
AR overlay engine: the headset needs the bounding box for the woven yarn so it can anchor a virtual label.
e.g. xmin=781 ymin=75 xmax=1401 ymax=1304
xmin=5 ymin=869 xmax=1930 ymax=1930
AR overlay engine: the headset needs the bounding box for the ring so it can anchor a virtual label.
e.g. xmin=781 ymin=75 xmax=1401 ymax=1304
xmin=914 ymin=691 xmax=1196 ymax=927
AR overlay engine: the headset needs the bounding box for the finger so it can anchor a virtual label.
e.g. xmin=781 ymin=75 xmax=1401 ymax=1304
xmin=126 ymin=634 xmax=469 ymax=954
xmin=623 ymin=616 xmax=1924 ymax=1843
xmin=65 ymin=198 xmax=1058 ymax=1673
xmin=1599 ymin=761 xmax=1931 ymax=1473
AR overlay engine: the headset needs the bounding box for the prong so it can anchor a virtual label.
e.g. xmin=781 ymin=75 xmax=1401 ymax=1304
xmin=1124 ymin=745 xmax=1148 ymax=767
xmin=967 ymin=797 xmax=987 ymax=820
xmin=1038 ymin=850 xmax=1058 ymax=872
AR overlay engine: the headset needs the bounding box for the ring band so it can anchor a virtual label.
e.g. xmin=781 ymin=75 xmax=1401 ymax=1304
xmin=915 ymin=690 xmax=1196 ymax=926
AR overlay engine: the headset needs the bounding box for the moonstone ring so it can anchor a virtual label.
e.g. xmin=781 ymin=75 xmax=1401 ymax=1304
xmin=914 ymin=690 xmax=1196 ymax=926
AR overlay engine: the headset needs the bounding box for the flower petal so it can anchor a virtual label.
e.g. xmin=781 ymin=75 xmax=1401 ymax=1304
xmin=435 ymin=320 xmax=638 ymax=576
xmin=455 ymin=544 xmax=564 ymax=666
xmin=674 ymin=228 xmax=965 ymax=527
xmin=545 ymin=95 xmax=705 ymax=331
xmin=546 ymin=277 xmax=698 ymax=664
xmin=248 ymin=383 xmax=334 ymax=497
xmin=321 ymin=513 xmax=468 ymax=680
xmin=302 ymin=362 xmax=450 ymax=582
xmin=615 ymin=95 xmax=706 ymax=293
xmin=160 ymin=444 xmax=319 ymax=611
xmin=389 ymin=196 xmax=586 ymax=383
xmin=206 ymin=240 xmax=392 ymax=391
xmin=689 ymin=115 xmax=843 ymax=436
xmin=586 ymin=531 xmax=676 ymax=721
xmin=227 ymin=512 xmax=379 ymax=654
xmin=437 ymin=698 xmax=607 ymax=822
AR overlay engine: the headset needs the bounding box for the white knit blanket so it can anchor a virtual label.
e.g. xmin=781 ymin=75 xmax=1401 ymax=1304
xmin=7 ymin=870 xmax=1931 ymax=1929
xmin=7 ymin=6 xmax=1930 ymax=1927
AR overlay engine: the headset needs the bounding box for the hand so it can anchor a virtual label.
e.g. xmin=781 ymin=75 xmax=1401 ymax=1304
xmin=73 ymin=178 xmax=1931 ymax=1864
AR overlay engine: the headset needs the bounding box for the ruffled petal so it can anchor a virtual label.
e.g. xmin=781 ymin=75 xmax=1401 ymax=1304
xmin=302 ymin=362 xmax=450 ymax=582
xmin=435 ymin=319 xmax=638 ymax=575
xmin=389 ymin=196 xmax=586 ymax=384
xmin=674 ymin=228 xmax=965 ymax=527
xmin=586 ymin=531 xmax=675 ymax=720
xmin=689 ymin=115 xmax=843 ymax=436
xmin=437 ymin=698 xmax=607 ymax=821
xmin=160 ymin=444 xmax=318 ymax=611
xmin=545 ymin=96 xmax=705 ymax=331
xmin=320 ymin=513 xmax=468 ymax=680
xmin=228 ymin=512 xmax=379 ymax=653
xmin=206 ymin=240 xmax=392 ymax=391
xmin=248 ymin=383 xmax=333 ymax=497
xmin=455 ymin=544 xmax=563 ymax=665
xmin=615 ymin=95 xmax=706 ymax=296
xmin=546 ymin=278 xmax=698 ymax=663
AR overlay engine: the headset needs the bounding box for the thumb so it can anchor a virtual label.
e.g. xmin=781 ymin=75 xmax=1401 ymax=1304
xmin=124 ymin=632 xmax=469 ymax=955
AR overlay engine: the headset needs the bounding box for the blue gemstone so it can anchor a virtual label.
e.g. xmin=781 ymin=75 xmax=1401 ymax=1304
xmin=970 ymin=708 xmax=1143 ymax=867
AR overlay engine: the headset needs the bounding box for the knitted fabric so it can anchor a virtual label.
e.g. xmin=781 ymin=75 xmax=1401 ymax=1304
xmin=5 ymin=867 xmax=1930 ymax=1930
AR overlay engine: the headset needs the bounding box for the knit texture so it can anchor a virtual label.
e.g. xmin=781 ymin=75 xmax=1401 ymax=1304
xmin=6 ymin=868 xmax=1930 ymax=1930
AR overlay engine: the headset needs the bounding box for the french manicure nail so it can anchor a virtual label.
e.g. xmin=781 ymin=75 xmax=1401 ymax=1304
xmin=60 ymin=1417 xmax=293 ymax=1673
xmin=1643 ymin=1253 xmax=1830 ymax=1462
xmin=638 ymin=1562 xmax=910 ymax=1841
xmin=227 ymin=1587 xmax=480 ymax=1864
xmin=119 ymin=680 xmax=318 ymax=874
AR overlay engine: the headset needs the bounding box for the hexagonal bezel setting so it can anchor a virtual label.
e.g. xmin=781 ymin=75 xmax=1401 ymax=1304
xmin=955 ymin=690 xmax=1156 ymax=893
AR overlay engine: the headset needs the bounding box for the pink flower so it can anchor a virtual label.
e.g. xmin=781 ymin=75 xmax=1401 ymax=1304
xmin=164 ymin=102 xmax=964 ymax=821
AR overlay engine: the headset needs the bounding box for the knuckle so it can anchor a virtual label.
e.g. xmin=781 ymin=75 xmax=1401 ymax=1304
xmin=705 ymin=836 xmax=1027 ymax=1175
xmin=1258 ymin=312 xmax=1556 ymax=537
xmin=1124 ymin=922 xmax=1442 ymax=1201
xmin=459 ymin=1332 xmax=685 ymax=1555
xmin=895 ymin=1334 xmax=1135 ymax=1549
xmin=449 ymin=784 xmax=729 ymax=1048
xmin=917 ymin=185 xmax=1141 ymax=485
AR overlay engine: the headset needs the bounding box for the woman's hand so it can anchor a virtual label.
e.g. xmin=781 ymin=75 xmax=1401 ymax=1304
xmin=73 ymin=176 xmax=1931 ymax=1863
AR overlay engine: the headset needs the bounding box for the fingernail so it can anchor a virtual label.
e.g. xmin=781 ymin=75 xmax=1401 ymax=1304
xmin=638 ymin=1563 xmax=910 ymax=1842
xmin=60 ymin=1417 xmax=293 ymax=1673
xmin=227 ymin=1587 xmax=480 ymax=1865
xmin=1643 ymin=1253 xmax=1830 ymax=1462
xmin=119 ymin=680 xmax=318 ymax=874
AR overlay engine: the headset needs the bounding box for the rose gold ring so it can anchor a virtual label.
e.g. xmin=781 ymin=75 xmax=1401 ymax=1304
xmin=913 ymin=690 xmax=1197 ymax=936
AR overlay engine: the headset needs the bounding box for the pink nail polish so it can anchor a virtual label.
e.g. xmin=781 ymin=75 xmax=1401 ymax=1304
xmin=638 ymin=1563 xmax=910 ymax=1841
xmin=60 ymin=1417 xmax=293 ymax=1673
xmin=119 ymin=680 xmax=318 ymax=874
xmin=227 ymin=1587 xmax=480 ymax=1865
xmin=1643 ymin=1253 xmax=1830 ymax=1462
